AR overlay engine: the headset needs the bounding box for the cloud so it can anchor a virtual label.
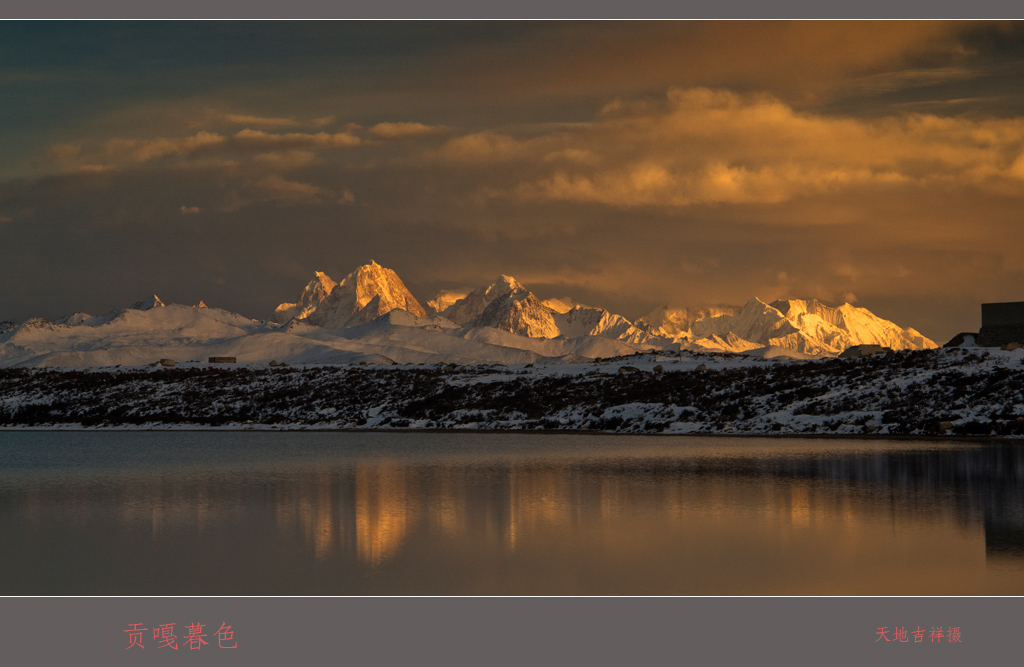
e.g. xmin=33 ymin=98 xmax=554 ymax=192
xmin=77 ymin=164 xmax=115 ymax=173
xmin=486 ymin=87 xmax=1024 ymax=209
xmin=224 ymin=114 xmax=299 ymax=127
xmin=435 ymin=131 xmax=528 ymax=163
xmin=253 ymin=175 xmax=325 ymax=203
xmin=180 ymin=205 xmax=201 ymax=215
xmin=518 ymin=162 xmax=908 ymax=208
xmin=251 ymin=150 xmax=318 ymax=170
xmin=105 ymin=131 xmax=227 ymax=163
xmin=44 ymin=128 xmax=359 ymax=174
xmin=233 ymin=128 xmax=360 ymax=149
xmin=1008 ymin=152 xmax=1024 ymax=180
xmin=46 ymin=143 xmax=81 ymax=163
xmin=368 ymin=122 xmax=447 ymax=139
xmin=543 ymin=149 xmax=600 ymax=165
xmin=843 ymin=66 xmax=976 ymax=95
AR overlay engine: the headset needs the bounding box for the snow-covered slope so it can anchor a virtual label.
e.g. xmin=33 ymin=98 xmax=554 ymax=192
xmin=460 ymin=325 xmax=645 ymax=359
xmin=0 ymin=301 xmax=273 ymax=368
xmin=441 ymin=275 xmax=522 ymax=325
xmin=276 ymin=261 xmax=427 ymax=329
xmin=639 ymin=305 xmax=741 ymax=338
xmin=472 ymin=287 xmax=561 ymax=338
xmin=541 ymin=297 xmax=578 ymax=314
xmin=130 ymin=295 xmax=165 ymax=311
xmin=770 ymin=299 xmax=933 ymax=351
xmin=554 ymin=305 xmax=645 ymax=341
xmin=440 ymin=278 xmax=645 ymax=343
xmin=440 ymin=276 xmax=559 ymax=338
xmin=679 ymin=298 xmax=935 ymax=356
xmin=272 ymin=271 xmax=337 ymax=323
xmin=639 ymin=298 xmax=936 ymax=356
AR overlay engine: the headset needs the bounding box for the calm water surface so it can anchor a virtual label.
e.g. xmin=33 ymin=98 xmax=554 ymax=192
xmin=1 ymin=431 xmax=1022 ymax=595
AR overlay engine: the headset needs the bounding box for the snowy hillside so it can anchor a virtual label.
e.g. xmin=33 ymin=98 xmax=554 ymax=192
xmin=3 ymin=347 xmax=1023 ymax=437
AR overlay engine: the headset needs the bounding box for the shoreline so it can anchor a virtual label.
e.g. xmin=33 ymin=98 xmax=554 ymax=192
xmin=1 ymin=424 xmax=1020 ymax=443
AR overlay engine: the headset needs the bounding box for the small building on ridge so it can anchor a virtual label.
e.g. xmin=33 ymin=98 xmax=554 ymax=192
xmin=978 ymin=301 xmax=1024 ymax=347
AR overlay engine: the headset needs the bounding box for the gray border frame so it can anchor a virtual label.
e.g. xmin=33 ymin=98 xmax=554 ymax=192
xmin=2 ymin=10 xmax=1022 ymax=665
xmin=1 ymin=597 xmax=1011 ymax=665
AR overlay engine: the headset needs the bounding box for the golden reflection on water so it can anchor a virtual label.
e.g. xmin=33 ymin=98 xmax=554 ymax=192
xmin=355 ymin=464 xmax=409 ymax=566
xmin=789 ymin=483 xmax=811 ymax=528
xmin=251 ymin=458 xmax=1012 ymax=583
xmin=315 ymin=471 xmax=333 ymax=561
xmin=434 ymin=470 xmax=463 ymax=538
xmin=7 ymin=445 xmax=1024 ymax=594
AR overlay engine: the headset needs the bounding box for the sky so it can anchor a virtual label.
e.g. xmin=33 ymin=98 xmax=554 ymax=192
xmin=2 ymin=21 xmax=1024 ymax=342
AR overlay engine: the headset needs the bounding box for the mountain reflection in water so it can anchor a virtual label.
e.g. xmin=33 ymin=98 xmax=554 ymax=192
xmin=1 ymin=432 xmax=1022 ymax=595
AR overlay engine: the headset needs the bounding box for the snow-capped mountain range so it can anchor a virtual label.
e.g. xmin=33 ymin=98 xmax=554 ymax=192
xmin=0 ymin=260 xmax=936 ymax=368
xmin=642 ymin=297 xmax=933 ymax=356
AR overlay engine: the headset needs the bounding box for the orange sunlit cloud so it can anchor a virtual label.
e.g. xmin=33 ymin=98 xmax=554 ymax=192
xmin=368 ymin=122 xmax=448 ymax=139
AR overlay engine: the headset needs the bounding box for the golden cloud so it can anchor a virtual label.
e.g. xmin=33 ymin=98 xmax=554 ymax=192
xmin=251 ymin=150 xmax=319 ymax=170
xmin=47 ymin=127 xmax=360 ymax=174
xmin=254 ymin=175 xmax=325 ymax=203
xmin=495 ymin=87 xmax=1024 ymax=208
xmin=104 ymin=131 xmax=227 ymax=163
xmin=543 ymin=148 xmax=600 ymax=165
xmin=435 ymin=131 xmax=528 ymax=163
xmin=233 ymin=128 xmax=361 ymax=148
xmin=224 ymin=114 xmax=299 ymax=127
xmin=368 ymin=122 xmax=447 ymax=139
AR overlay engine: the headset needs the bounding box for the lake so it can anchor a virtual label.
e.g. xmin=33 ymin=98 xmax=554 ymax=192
xmin=1 ymin=431 xmax=1022 ymax=595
